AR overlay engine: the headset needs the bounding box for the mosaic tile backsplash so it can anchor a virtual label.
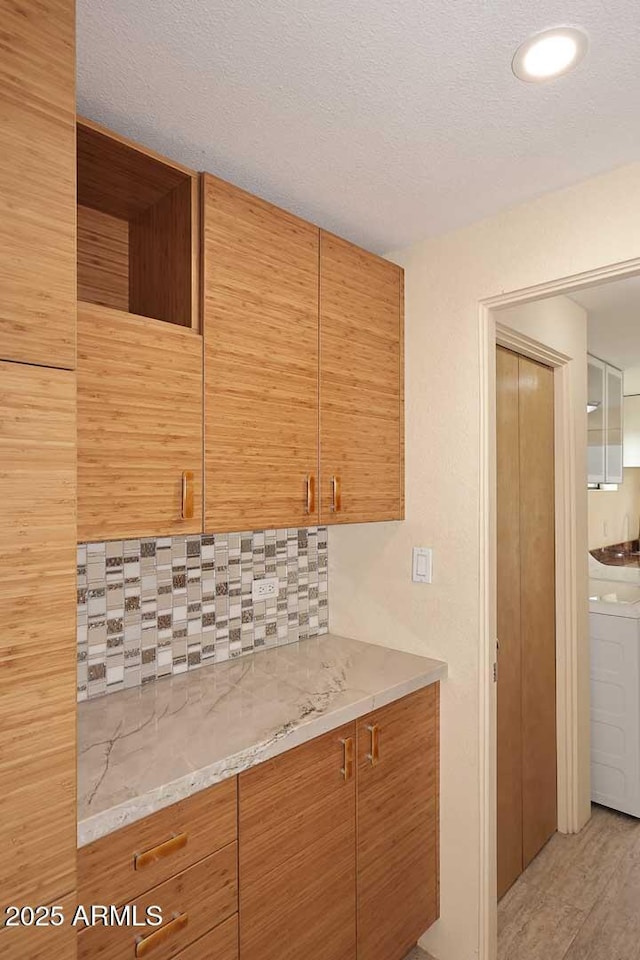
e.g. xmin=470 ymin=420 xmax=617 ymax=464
xmin=77 ymin=528 xmax=329 ymax=701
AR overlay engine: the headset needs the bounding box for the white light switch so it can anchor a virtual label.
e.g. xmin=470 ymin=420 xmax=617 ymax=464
xmin=412 ymin=547 xmax=433 ymax=584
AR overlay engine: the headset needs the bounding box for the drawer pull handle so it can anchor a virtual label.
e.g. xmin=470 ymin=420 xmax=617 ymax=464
xmin=305 ymin=474 xmax=316 ymax=515
xmin=181 ymin=470 xmax=194 ymax=520
xmin=330 ymin=475 xmax=342 ymax=513
xmin=366 ymin=724 xmax=380 ymax=766
xmin=135 ymin=912 xmax=188 ymax=957
xmin=134 ymin=832 xmax=188 ymax=871
xmin=340 ymin=736 xmax=354 ymax=781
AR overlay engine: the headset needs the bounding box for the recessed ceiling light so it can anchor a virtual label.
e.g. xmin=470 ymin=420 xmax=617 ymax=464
xmin=512 ymin=27 xmax=589 ymax=83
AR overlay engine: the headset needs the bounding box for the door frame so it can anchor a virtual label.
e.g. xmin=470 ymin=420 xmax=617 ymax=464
xmin=478 ymin=256 xmax=640 ymax=960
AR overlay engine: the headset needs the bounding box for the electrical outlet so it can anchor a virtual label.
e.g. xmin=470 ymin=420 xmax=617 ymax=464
xmin=252 ymin=577 xmax=279 ymax=601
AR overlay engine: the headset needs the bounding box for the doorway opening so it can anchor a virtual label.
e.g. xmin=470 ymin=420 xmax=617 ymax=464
xmin=478 ymin=256 xmax=640 ymax=960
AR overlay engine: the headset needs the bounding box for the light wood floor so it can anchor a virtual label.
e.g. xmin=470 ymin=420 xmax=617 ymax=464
xmin=499 ymin=804 xmax=640 ymax=960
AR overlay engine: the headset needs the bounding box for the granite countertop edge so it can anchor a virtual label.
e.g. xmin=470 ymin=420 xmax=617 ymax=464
xmin=77 ymin=633 xmax=447 ymax=848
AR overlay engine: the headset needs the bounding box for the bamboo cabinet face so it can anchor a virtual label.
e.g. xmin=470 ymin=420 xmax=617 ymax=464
xmin=319 ymin=232 xmax=404 ymax=524
xmin=0 ymin=0 xmax=76 ymax=369
xmin=77 ymin=304 xmax=203 ymax=542
xmin=0 ymin=362 xmax=77 ymax=924
xmin=202 ymin=173 xmax=320 ymax=533
xmin=238 ymin=724 xmax=357 ymax=960
xmin=356 ymin=686 xmax=439 ymax=960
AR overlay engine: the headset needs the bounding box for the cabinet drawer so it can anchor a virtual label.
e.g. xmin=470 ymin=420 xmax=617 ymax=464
xmin=175 ymin=915 xmax=237 ymax=960
xmin=79 ymin=779 xmax=237 ymax=907
xmin=78 ymin=843 xmax=237 ymax=960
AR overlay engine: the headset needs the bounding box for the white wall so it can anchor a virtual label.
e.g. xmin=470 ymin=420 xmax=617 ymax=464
xmin=328 ymin=162 xmax=640 ymax=960
xmin=589 ymin=469 xmax=640 ymax=548
xmin=623 ymin=365 xmax=640 ymax=395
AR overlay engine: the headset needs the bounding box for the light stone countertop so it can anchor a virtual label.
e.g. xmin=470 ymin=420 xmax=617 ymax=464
xmin=77 ymin=632 xmax=447 ymax=847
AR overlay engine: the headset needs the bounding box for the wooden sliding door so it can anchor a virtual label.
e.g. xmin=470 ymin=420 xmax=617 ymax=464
xmin=496 ymin=347 xmax=556 ymax=898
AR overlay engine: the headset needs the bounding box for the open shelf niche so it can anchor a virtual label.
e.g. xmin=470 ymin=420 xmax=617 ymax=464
xmin=77 ymin=118 xmax=199 ymax=330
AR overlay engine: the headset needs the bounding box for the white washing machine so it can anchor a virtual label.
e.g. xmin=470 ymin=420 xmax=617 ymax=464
xmin=590 ymin=577 xmax=640 ymax=817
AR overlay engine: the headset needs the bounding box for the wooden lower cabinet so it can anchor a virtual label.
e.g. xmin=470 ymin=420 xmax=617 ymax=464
xmin=239 ymin=724 xmax=357 ymax=960
xmin=357 ymin=686 xmax=439 ymax=960
xmin=78 ymin=779 xmax=237 ymax=909
xmin=74 ymin=688 xmax=438 ymax=960
xmin=78 ymin=845 xmax=237 ymax=960
xmin=239 ymin=688 xmax=439 ymax=960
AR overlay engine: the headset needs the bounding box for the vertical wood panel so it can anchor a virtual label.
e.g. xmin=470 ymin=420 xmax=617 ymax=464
xmin=0 ymin=362 xmax=76 ymax=910
xmin=496 ymin=346 xmax=523 ymax=898
xmin=203 ymin=174 xmax=320 ymax=532
xmin=0 ymin=0 xmax=76 ymax=368
xmin=77 ymin=205 xmax=129 ymax=311
xmin=77 ymin=303 xmax=203 ymax=541
xmin=356 ymin=686 xmax=439 ymax=960
xmin=0 ymin=893 xmax=77 ymax=959
xmin=519 ymin=355 xmax=557 ymax=867
xmin=319 ymin=232 xmax=403 ymax=524
xmin=130 ymin=178 xmax=197 ymax=330
xmin=496 ymin=348 xmax=557 ymax=892
xmin=239 ymin=725 xmax=356 ymax=960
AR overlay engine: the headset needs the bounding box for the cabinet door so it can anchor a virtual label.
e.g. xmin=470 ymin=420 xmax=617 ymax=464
xmin=357 ymin=686 xmax=439 ymax=960
xmin=605 ymin=365 xmax=623 ymax=483
xmin=203 ymin=174 xmax=320 ymax=532
xmin=0 ymin=0 xmax=76 ymax=368
xmin=320 ymin=232 xmax=403 ymax=523
xmin=0 ymin=363 xmax=76 ymax=913
xmin=239 ymin=725 xmax=356 ymax=960
xmin=587 ymin=355 xmax=606 ymax=483
xmin=77 ymin=304 xmax=203 ymax=541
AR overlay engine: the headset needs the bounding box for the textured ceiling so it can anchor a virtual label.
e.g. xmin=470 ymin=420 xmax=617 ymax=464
xmin=77 ymin=0 xmax=640 ymax=253
xmin=573 ymin=275 xmax=640 ymax=370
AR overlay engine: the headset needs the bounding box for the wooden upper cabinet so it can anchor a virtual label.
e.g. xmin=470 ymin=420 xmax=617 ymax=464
xmin=77 ymin=304 xmax=203 ymax=542
xmin=76 ymin=121 xmax=202 ymax=542
xmin=0 ymin=362 xmax=76 ymax=913
xmin=320 ymin=232 xmax=404 ymax=523
xmin=239 ymin=724 xmax=357 ymax=960
xmin=357 ymin=686 xmax=439 ymax=960
xmin=202 ymin=174 xmax=320 ymax=533
xmin=0 ymin=0 xmax=76 ymax=369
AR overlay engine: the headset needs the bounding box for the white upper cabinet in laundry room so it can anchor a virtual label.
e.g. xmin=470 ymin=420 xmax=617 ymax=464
xmin=588 ymin=354 xmax=623 ymax=484
xmin=588 ymin=355 xmax=606 ymax=483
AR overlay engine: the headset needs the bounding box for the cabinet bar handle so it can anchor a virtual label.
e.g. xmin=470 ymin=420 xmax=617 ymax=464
xmin=340 ymin=736 xmax=354 ymax=780
xmin=181 ymin=471 xmax=194 ymax=520
xmin=330 ymin=475 xmax=342 ymax=513
xmin=305 ymin=474 xmax=316 ymax=515
xmin=366 ymin=724 xmax=380 ymax=766
xmin=134 ymin=832 xmax=188 ymax=871
xmin=135 ymin=912 xmax=188 ymax=957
